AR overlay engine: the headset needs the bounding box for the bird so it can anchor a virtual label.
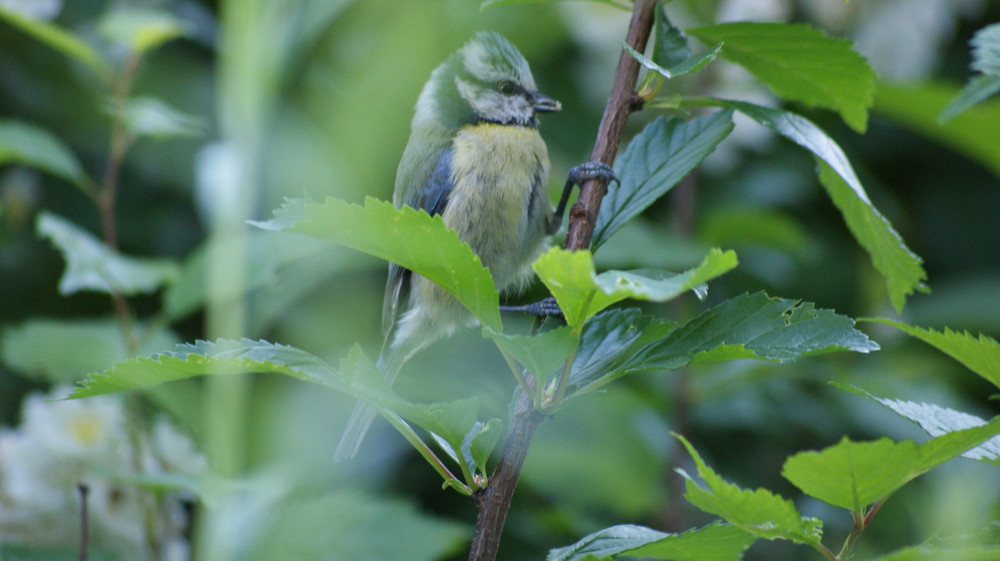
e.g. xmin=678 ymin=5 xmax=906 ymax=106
xmin=333 ymin=31 xmax=565 ymax=460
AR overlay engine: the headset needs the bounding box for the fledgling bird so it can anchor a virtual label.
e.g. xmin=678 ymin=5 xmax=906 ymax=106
xmin=335 ymin=31 xmax=570 ymax=460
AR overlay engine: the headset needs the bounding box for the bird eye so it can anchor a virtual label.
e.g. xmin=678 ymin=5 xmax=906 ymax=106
xmin=498 ymin=80 xmax=516 ymax=95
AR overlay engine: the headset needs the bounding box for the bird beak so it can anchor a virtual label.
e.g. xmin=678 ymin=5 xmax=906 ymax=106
xmin=532 ymin=92 xmax=561 ymax=113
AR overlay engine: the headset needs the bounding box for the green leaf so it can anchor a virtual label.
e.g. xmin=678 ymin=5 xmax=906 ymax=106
xmin=699 ymin=207 xmax=808 ymax=254
xmin=878 ymin=83 xmax=1000 ymax=180
xmin=568 ymin=308 xmax=675 ymax=394
xmin=782 ymin=417 xmax=1000 ymax=511
xmin=0 ymin=6 xmax=110 ymax=79
xmin=700 ymin=99 xmax=927 ymax=312
xmin=939 ymin=75 xmax=1000 ymax=124
xmin=868 ymin=544 xmax=1000 ymax=561
xmin=972 ymin=23 xmax=1000 ymax=77
xmin=0 ymin=120 xmax=89 ymax=187
xmin=1 ymin=318 xmax=178 ymax=382
xmin=675 ymin=433 xmax=823 ymax=545
xmin=548 ymin=522 xmax=754 ymax=561
xmin=686 ymin=22 xmax=875 ymax=132
xmin=98 ymin=7 xmax=190 ymax=55
xmin=463 ymin=418 xmax=504 ymax=476
xmin=483 ymin=326 xmax=578 ymax=391
xmin=481 ymin=0 xmax=628 ymax=11
xmin=838 ymin=385 xmax=1000 ymax=465
xmin=245 ymin=489 xmax=466 ymax=561
xmin=592 ymin=112 xmax=734 ymax=250
xmin=653 ymin=6 xmax=691 ymax=69
xmin=68 ymin=339 xmax=340 ymax=399
xmin=252 ymin=197 xmax=500 ymax=331
xmin=534 ymin=247 xmax=737 ymax=332
xmin=867 ymin=319 xmax=1000 ymax=389
xmin=623 ymin=41 xmax=723 ymax=80
xmin=116 ymin=97 xmax=205 ymax=140
xmin=634 ymin=292 xmax=878 ymax=372
xmin=37 ymin=212 xmax=180 ymax=296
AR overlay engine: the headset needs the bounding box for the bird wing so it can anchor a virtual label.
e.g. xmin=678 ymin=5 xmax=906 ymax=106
xmin=382 ymin=135 xmax=456 ymax=338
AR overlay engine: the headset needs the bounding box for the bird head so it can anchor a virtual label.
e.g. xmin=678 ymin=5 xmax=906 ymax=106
xmin=414 ymin=31 xmax=560 ymax=129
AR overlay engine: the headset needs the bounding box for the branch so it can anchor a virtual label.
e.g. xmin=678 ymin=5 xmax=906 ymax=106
xmin=467 ymin=2 xmax=658 ymax=560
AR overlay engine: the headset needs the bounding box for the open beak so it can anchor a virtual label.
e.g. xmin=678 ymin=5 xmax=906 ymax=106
xmin=532 ymin=91 xmax=562 ymax=113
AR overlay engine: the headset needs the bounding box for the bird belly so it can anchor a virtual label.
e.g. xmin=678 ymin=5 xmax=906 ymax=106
xmin=444 ymin=123 xmax=553 ymax=293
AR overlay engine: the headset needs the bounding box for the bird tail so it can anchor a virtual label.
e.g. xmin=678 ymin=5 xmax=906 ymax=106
xmin=333 ymin=344 xmax=407 ymax=461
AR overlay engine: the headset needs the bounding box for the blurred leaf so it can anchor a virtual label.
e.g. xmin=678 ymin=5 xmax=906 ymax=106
xmin=633 ymin=292 xmax=878 ymax=372
xmin=593 ymin=112 xmax=734 ymax=250
xmin=1 ymin=318 xmax=178 ymax=382
xmin=623 ymin=41 xmax=723 ymax=80
xmin=481 ymin=0 xmax=628 ymax=10
xmin=868 ymin=544 xmax=1000 ymax=561
xmin=782 ymin=417 xmax=1000 ymax=511
xmin=701 ymin=99 xmax=927 ymax=312
xmin=675 ymin=433 xmax=823 ymax=545
xmin=867 ymin=319 xmax=1000 ymax=389
xmin=252 ymin=197 xmax=501 ymax=331
xmin=534 ymin=247 xmax=737 ymax=332
xmin=98 ymin=7 xmax=190 ymax=55
xmin=0 ymin=120 xmax=89 ymax=188
xmin=483 ymin=326 xmax=578 ymax=391
xmin=0 ymin=6 xmax=110 ymax=79
xmin=877 ymin=82 xmax=1000 ymax=178
xmin=548 ymin=522 xmax=754 ymax=561
xmin=568 ymin=307 xmax=675 ymax=394
xmin=68 ymin=339 xmax=341 ymax=399
xmin=37 ymin=212 xmax=180 ymax=296
xmin=116 ymin=97 xmax=205 ymax=140
xmin=245 ymin=489 xmax=466 ymax=561
xmin=941 ymin=21 xmax=1000 ymax=122
xmin=838 ymin=385 xmax=1000 ymax=465
xmin=698 ymin=207 xmax=808 ymax=254
xmin=687 ymin=22 xmax=875 ymax=132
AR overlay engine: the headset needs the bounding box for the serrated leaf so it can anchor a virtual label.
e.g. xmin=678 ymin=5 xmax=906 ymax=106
xmin=675 ymin=434 xmax=823 ymax=545
xmin=68 ymin=339 xmax=341 ymax=399
xmin=632 ymin=292 xmax=878 ymax=372
xmin=653 ymin=7 xmax=691 ymax=69
xmin=0 ymin=120 xmax=88 ymax=187
xmin=838 ymin=385 xmax=1000 ymax=465
xmin=568 ymin=308 xmax=675 ymax=394
xmin=687 ymin=22 xmax=875 ymax=132
xmin=971 ymin=23 xmax=1000 ymax=77
xmin=867 ymin=319 xmax=1000 ymax=389
xmin=592 ymin=112 xmax=734 ymax=250
xmin=37 ymin=212 xmax=180 ymax=296
xmin=0 ymin=6 xmax=110 ymax=79
xmin=878 ymin=82 xmax=1000 ymax=178
xmin=534 ymin=247 xmax=737 ymax=332
xmin=1 ymin=318 xmax=178 ymax=382
xmin=484 ymin=326 xmax=578 ymax=391
xmin=939 ymin=75 xmax=1000 ymax=123
xmin=623 ymin=41 xmax=723 ymax=80
xmin=548 ymin=522 xmax=754 ymax=561
xmin=116 ymin=97 xmax=205 ymax=140
xmin=252 ymin=197 xmax=500 ymax=331
xmin=782 ymin=417 xmax=1000 ymax=511
xmin=703 ymin=99 xmax=927 ymax=312
xmin=98 ymin=7 xmax=190 ymax=54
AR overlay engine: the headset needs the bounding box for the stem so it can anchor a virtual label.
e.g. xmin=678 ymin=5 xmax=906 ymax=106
xmin=77 ymin=484 xmax=89 ymax=561
xmin=467 ymin=2 xmax=658 ymax=559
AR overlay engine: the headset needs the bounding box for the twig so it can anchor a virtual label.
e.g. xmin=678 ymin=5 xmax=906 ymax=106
xmin=467 ymin=2 xmax=657 ymax=560
xmin=77 ymin=484 xmax=90 ymax=561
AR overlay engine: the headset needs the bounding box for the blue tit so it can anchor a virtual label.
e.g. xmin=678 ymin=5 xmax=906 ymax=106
xmin=335 ymin=31 xmax=562 ymax=460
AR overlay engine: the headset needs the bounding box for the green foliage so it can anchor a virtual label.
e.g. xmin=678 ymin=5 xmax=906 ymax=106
xmin=116 ymin=97 xmax=205 ymax=141
xmin=675 ymin=433 xmax=824 ymax=545
xmin=623 ymin=40 xmax=723 ymax=80
xmin=480 ymin=0 xmax=628 ymax=11
xmin=867 ymin=319 xmax=1000 ymax=389
xmin=97 ymin=7 xmax=191 ymax=55
xmin=547 ymin=522 xmax=755 ymax=561
xmin=686 ymin=22 xmax=876 ymax=132
xmin=941 ymin=23 xmax=1000 ymax=123
xmin=782 ymin=417 xmax=1000 ymax=512
xmin=252 ymin=196 xmax=502 ymax=331
xmin=37 ymin=212 xmax=180 ymax=296
xmin=592 ymin=112 xmax=735 ymax=250
xmin=532 ymin=247 xmax=738 ymax=332
xmin=0 ymin=120 xmax=89 ymax=188
xmin=0 ymin=6 xmax=110 ymax=79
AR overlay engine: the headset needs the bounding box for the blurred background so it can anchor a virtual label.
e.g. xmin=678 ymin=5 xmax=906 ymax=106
xmin=1 ymin=0 xmax=998 ymax=560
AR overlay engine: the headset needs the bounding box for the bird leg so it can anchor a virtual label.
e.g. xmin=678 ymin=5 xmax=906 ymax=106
xmin=500 ymin=296 xmax=563 ymax=319
xmin=549 ymin=160 xmax=618 ymax=235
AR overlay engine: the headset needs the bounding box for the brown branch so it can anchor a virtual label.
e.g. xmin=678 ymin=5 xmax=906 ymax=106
xmin=467 ymin=2 xmax=658 ymax=560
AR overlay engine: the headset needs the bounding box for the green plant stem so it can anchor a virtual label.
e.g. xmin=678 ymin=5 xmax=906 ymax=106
xmin=467 ymin=1 xmax=657 ymax=560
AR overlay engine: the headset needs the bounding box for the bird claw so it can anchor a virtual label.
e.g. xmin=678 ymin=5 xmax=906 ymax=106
xmin=567 ymin=161 xmax=619 ymax=188
xmin=500 ymin=296 xmax=563 ymax=319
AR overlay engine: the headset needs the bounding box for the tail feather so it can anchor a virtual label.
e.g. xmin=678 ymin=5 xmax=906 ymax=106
xmin=333 ymin=344 xmax=408 ymax=461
